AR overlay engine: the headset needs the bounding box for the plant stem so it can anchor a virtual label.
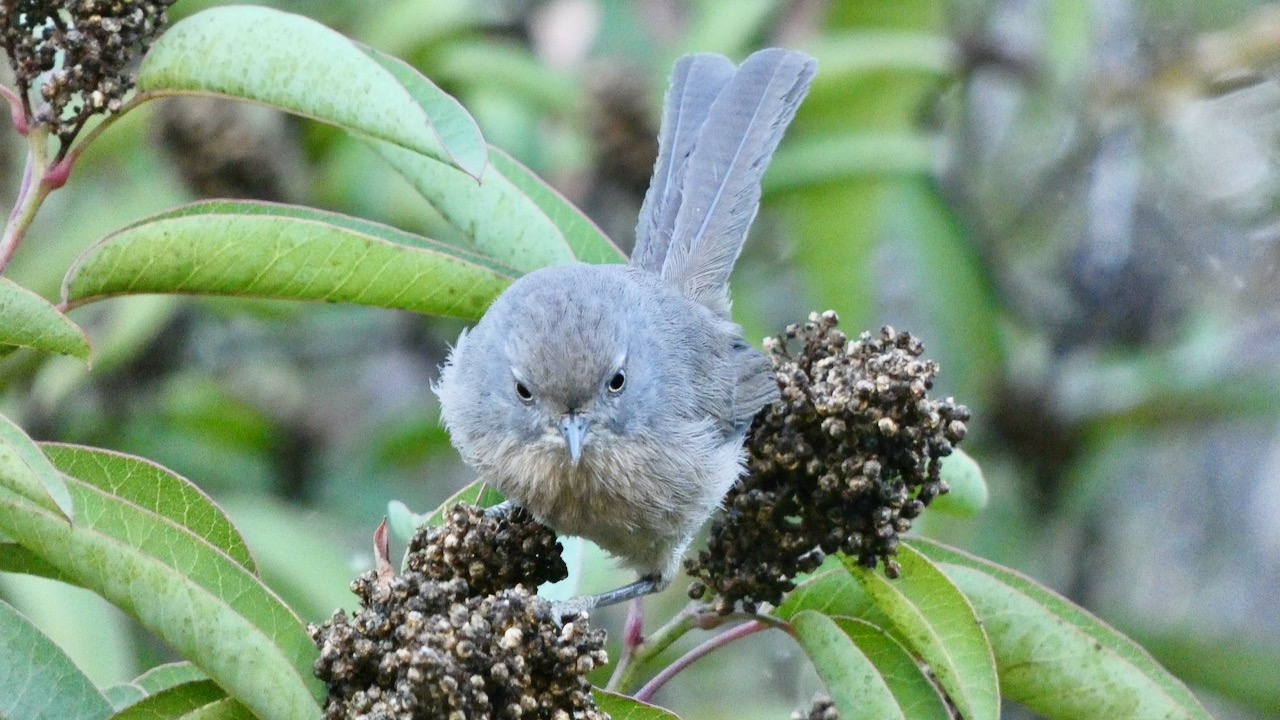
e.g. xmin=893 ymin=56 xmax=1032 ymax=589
xmin=0 ymin=128 xmax=52 ymax=274
xmin=607 ymin=602 xmax=700 ymax=693
xmin=632 ymin=619 xmax=769 ymax=703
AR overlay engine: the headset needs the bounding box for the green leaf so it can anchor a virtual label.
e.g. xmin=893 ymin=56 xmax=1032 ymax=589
xmin=61 ymin=201 xmax=515 ymax=321
xmin=181 ymin=697 xmax=259 ymax=720
xmin=846 ymin=544 xmax=1000 ymax=720
xmin=773 ymin=565 xmax=881 ymax=623
xmin=372 ymin=140 xmax=578 ymax=273
xmin=592 ymin=689 xmax=681 ymax=719
xmin=386 ymin=499 xmax=426 ymax=543
xmin=422 ymin=479 xmax=508 ymax=526
xmin=0 ymin=277 xmax=91 ymax=361
xmin=105 ymin=663 xmax=209 ymax=711
xmin=132 ymin=662 xmax=208 ymax=693
xmin=0 ymin=412 xmax=73 ymax=521
xmin=828 ymin=616 xmax=951 ymax=720
xmin=909 ymin=538 xmax=1213 ymax=720
xmin=791 ymin=610 xmax=905 ymax=720
xmin=0 ymin=541 xmax=70 ymax=581
xmin=109 ymin=680 xmax=226 ymax=720
xmin=138 ymin=6 xmax=481 ymax=178
xmin=931 ymin=448 xmax=989 ymax=517
xmin=0 ymin=455 xmax=324 ymax=720
xmin=488 ymin=148 xmax=626 ymax=265
xmin=357 ymin=45 xmax=487 ymax=179
xmin=41 ymin=444 xmax=256 ymax=573
xmin=0 ymin=597 xmax=113 ymax=720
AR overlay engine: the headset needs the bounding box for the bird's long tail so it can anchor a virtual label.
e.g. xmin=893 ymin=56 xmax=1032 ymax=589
xmin=630 ymin=48 xmax=816 ymax=316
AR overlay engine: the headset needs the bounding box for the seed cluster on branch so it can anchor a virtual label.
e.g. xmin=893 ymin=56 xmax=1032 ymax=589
xmin=686 ymin=311 xmax=970 ymax=613
xmin=310 ymin=505 xmax=609 ymax=720
xmin=0 ymin=0 xmax=176 ymax=143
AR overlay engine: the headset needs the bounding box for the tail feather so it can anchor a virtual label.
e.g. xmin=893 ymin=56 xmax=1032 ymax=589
xmin=657 ymin=49 xmax=815 ymax=316
xmin=631 ymin=53 xmax=736 ymax=274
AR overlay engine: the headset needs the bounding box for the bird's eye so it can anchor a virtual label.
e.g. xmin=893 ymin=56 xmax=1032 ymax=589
xmin=607 ymin=370 xmax=626 ymax=393
xmin=514 ymin=381 xmax=533 ymax=403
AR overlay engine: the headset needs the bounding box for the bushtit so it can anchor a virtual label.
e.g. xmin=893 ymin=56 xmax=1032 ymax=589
xmin=435 ymin=49 xmax=815 ymax=613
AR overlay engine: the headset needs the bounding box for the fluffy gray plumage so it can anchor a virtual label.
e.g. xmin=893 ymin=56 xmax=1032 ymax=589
xmin=436 ymin=48 xmax=815 ymax=602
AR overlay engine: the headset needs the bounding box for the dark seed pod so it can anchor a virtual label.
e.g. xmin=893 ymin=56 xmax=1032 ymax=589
xmin=686 ymin=311 xmax=970 ymax=612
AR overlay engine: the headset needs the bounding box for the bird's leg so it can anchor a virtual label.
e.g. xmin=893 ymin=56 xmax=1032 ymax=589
xmin=552 ymin=574 xmax=666 ymax=620
xmin=484 ymin=499 xmax=516 ymax=518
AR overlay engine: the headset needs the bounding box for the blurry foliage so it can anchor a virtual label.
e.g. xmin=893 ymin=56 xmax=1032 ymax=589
xmin=0 ymin=0 xmax=1278 ymax=719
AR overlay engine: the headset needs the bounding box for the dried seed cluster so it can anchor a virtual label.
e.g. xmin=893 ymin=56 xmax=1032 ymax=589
xmin=310 ymin=505 xmax=609 ymax=720
xmin=0 ymin=0 xmax=176 ymax=143
xmin=687 ymin=312 xmax=970 ymax=613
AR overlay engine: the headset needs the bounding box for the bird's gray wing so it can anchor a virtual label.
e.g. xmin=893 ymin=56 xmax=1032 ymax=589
xmin=631 ymin=53 xmax=736 ymax=274
xmin=731 ymin=339 xmax=779 ymax=433
xmin=660 ymin=48 xmax=815 ymax=317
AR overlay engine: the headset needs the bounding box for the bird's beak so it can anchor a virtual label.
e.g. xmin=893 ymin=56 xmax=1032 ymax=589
xmin=558 ymin=413 xmax=590 ymax=465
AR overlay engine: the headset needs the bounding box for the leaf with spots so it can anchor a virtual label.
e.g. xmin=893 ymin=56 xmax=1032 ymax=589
xmin=61 ymin=201 xmax=515 ymax=320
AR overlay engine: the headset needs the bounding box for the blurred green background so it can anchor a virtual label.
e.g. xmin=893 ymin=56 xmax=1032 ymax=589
xmin=2 ymin=0 xmax=1279 ymax=718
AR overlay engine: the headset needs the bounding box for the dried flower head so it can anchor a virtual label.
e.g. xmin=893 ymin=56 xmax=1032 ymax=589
xmin=686 ymin=311 xmax=970 ymax=613
xmin=310 ymin=504 xmax=609 ymax=720
xmin=0 ymin=0 xmax=177 ymax=146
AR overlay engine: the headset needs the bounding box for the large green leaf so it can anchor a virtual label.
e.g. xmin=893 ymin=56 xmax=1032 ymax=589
xmin=0 ymin=277 xmax=91 ymax=361
xmin=592 ymin=689 xmax=681 ymax=719
xmin=109 ymin=680 xmax=227 ymax=720
xmin=488 ymin=148 xmax=625 ymax=265
xmin=791 ymin=610 xmax=905 ymax=720
xmin=773 ymin=565 xmax=882 ymax=623
xmin=847 ymin=544 xmax=1000 ymax=720
xmin=137 ymin=6 xmax=484 ymax=178
xmin=0 ymin=412 xmax=73 ymax=521
xmin=41 ymin=444 xmax=256 ymax=573
xmin=828 ymin=616 xmax=950 ymax=720
xmin=910 ymin=538 xmax=1213 ymax=720
xmin=61 ymin=201 xmax=514 ymax=320
xmin=0 ymin=453 xmax=323 ymax=720
xmin=0 ymin=597 xmax=113 ymax=720
xmin=372 ymin=140 xmax=578 ymax=273
xmin=0 ymin=541 xmax=69 ymax=581
xmin=106 ymin=663 xmax=209 ymax=711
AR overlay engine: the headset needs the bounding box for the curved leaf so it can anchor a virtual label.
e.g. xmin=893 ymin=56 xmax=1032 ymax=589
xmin=0 ymin=277 xmax=91 ymax=361
xmin=109 ymin=680 xmax=225 ymax=720
xmin=61 ymin=201 xmax=514 ymax=320
xmin=931 ymin=448 xmax=989 ymax=517
xmin=829 ymin=616 xmax=951 ymax=720
xmin=773 ymin=565 xmax=881 ymax=623
xmin=592 ymin=689 xmax=681 ymax=719
xmin=357 ymin=45 xmax=487 ymax=179
xmin=0 ymin=597 xmax=113 ymax=720
xmin=372 ymin=140 xmax=576 ymax=273
xmin=488 ymin=148 xmax=625 ymax=265
xmin=0 ymin=541 xmax=69 ymax=581
xmin=0 ymin=412 xmax=72 ymax=521
xmin=106 ymin=663 xmax=209 ymax=711
xmin=909 ymin=538 xmax=1212 ymax=720
xmin=138 ymin=6 xmax=483 ymax=178
xmin=0 ymin=462 xmax=323 ymax=720
xmin=846 ymin=544 xmax=1000 ymax=720
xmin=792 ymin=610 xmax=905 ymax=720
xmin=41 ymin=444 xmax=256 ymax=573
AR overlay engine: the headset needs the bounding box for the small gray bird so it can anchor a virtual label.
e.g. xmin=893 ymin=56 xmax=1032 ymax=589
xmin=435 ymin=48 xmax=815 ymax=613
